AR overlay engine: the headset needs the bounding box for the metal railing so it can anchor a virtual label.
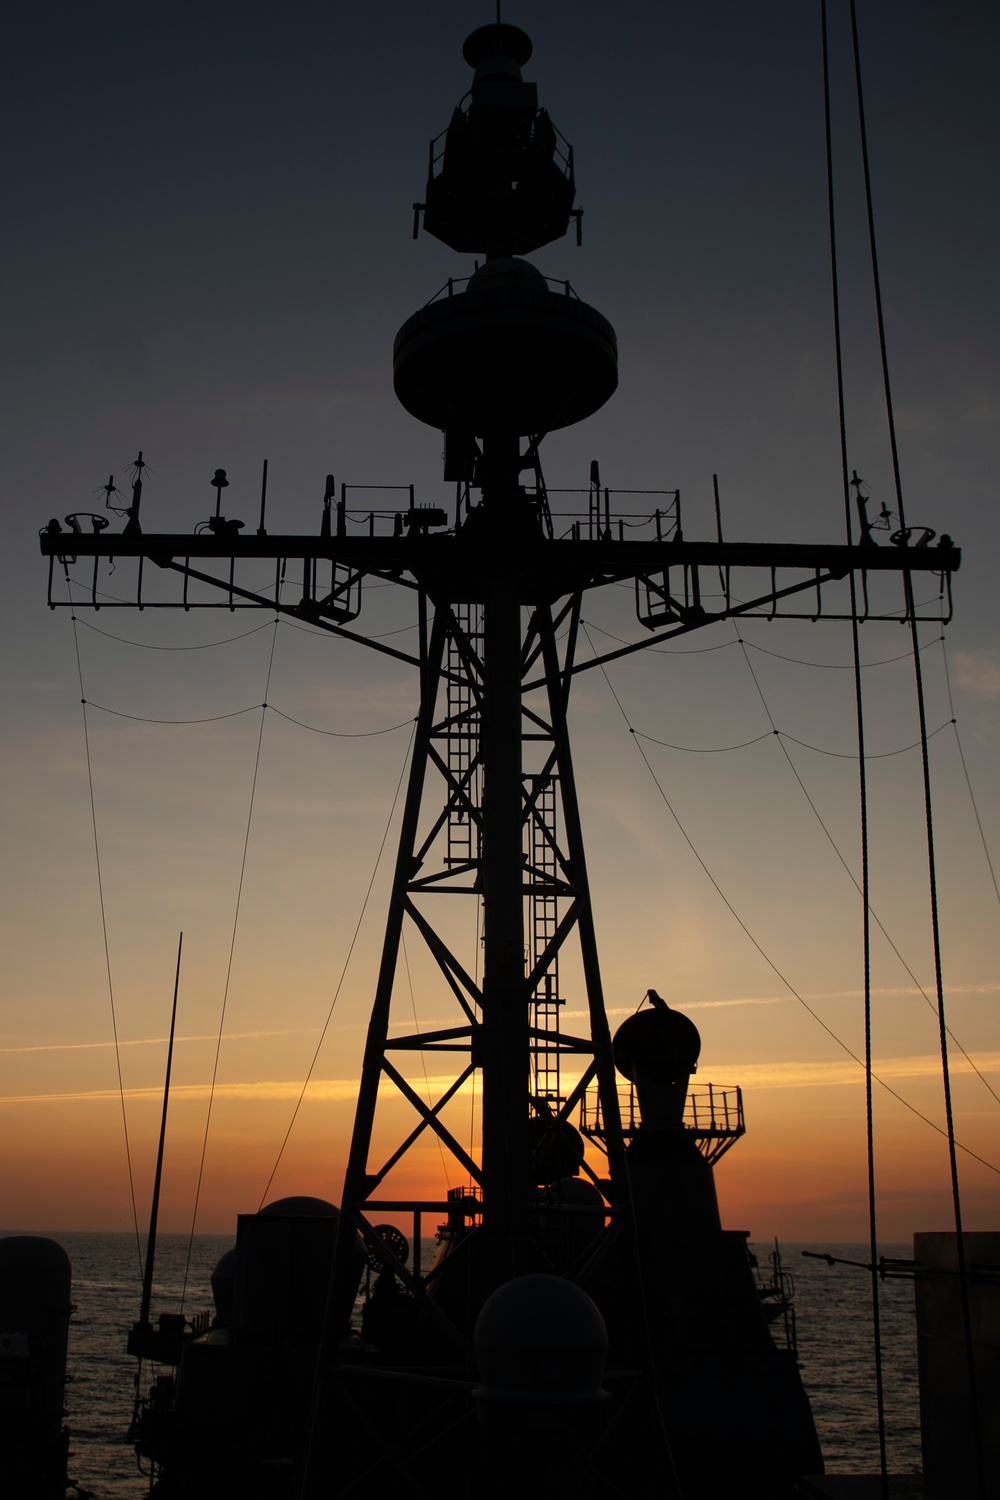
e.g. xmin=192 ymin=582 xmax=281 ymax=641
xmin=423 ymin=272 xmax=582 ymax=305
xmin=428 ymin=103 xmax=574 ymax=184
xmin=579 ymin=1080 xmax=745 ymax=1165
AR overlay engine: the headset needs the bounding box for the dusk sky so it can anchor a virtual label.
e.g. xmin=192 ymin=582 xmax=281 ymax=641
xmin=2 ymin=1 xmax=997 ymax=1243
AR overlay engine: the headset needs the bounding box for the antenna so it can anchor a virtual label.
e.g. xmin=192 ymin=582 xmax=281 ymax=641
xmin=257 ymin=458 xmax=269 ymax=535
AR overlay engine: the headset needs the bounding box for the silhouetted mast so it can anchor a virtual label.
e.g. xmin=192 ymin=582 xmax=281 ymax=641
xmin=38 ymin=18 xmax=961 ymax=1500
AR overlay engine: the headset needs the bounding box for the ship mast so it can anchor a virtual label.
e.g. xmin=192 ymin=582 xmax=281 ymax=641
xmin=39 ymin=19 xmax=961 ymax=1500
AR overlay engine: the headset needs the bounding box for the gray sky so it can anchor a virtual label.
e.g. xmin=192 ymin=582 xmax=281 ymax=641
xmin=1 ymin=2 xmax=997 ymax=1236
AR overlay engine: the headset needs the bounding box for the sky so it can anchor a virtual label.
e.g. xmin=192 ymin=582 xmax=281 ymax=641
xmin=1 ymin=0 xmax=998 ymax=1247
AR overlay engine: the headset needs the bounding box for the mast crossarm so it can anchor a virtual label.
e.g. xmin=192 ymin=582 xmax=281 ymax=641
xmin=385 ymin=1025 xmax=474 ymax=1051
xmin=40 ymin=528 xmax=960 ymax=581
xmin=526 ymin=1026 xmax=598 ymax=1053
xmin=406 ymin=865 xmax=480 ymax=894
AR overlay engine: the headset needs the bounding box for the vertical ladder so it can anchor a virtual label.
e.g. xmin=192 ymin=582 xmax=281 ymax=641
xmin=445 ymin=604 xmax=482 ymax=868
xmin=528 ymin=773 xmax=563 ymax=1105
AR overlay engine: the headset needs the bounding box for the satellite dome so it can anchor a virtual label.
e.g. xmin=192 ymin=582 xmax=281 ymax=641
xmin=258 ymin=1195 xmax=339 ymax=1217
xmin=474 ymin=1274 xmax=609 ymax=1405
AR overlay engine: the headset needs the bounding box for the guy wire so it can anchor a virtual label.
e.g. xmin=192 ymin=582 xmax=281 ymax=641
xmin=181 ymin=617 xmax=279 ymax=1308
xmin=66 ymin=579 xmax=144 ymax=1280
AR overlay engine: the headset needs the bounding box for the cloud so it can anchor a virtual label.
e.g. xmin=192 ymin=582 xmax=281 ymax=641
xmin=0 ymin=1078 xmax=363 ymax=1106
xmin=563 ymin=996 xmax=789 ymax=1020
xmin=951 ymin=650 xmax=1000 ymax=699
xmin=708 ymin=1052 xmax=1000 ymax=1091
xmin=562 ymin=982 xmax=1000 ymax=1023
xmin=964 ymin=394 xmax=998 ymax=425
xmin=4 ymin=1053 xmax=997 ymax=1106
xmin=7 ymin=983 xmax=996 ymax=1060
xmin=0 ymin=1028 xmax=320 ymax=1055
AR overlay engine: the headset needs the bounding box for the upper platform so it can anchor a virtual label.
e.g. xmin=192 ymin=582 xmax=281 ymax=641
xmin=393 ymin=258 xmax=618 ymax=436
xmin=421 ymin=25 xmax=577 ymax=258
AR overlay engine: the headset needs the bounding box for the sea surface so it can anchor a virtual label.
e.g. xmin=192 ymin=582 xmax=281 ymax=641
xmin=5 ymin=1231 xmax=921 ymax=1496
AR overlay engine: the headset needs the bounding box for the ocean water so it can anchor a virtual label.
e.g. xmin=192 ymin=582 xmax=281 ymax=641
xmin=6 ymin=1231 xmax=921 ymax=1496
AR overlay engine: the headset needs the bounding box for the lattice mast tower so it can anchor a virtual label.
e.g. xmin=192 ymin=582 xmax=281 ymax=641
xmin=340 ymin=20 xmax=624 ymax=1300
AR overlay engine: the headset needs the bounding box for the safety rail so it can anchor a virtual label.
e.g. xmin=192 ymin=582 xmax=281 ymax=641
xmin=189 ymin=1309 xmax=213 ymax=1337
xmin=545 ymin=488 xmax=681 ymax=544
xmin=41 ymin=484 xmax=961 ymax=632
xmin=428 ymin=101 xmax=574 ymax=184
xmin=424 ymin=272 xmax=581 ymax=306
xmin=579 ymin=1080 xmax=745 ymax=1166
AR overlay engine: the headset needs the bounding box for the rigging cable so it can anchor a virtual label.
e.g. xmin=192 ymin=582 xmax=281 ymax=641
xmin=730 ymin=646 xmax=998 ymax=1109
xmin=180 ymin=617 xmax=279 ymax=1309
xmin=821 ymin=0 xmax=885 ymax=1480
xmin=81 ymin=697 xmax=415 ymax=738
xmin=743 ymin=636 xmax=940 ymax=671
xmin=74 ymin=618 xmax=276 ymax=650
xmin=775 ymin=723 xmax=950 ymax=759
xmin=849 ymin=0 xmax=985 ymax=1486
xmin=940 ymin=639 xmax=1000 ymax=909
xmin=584 ymin=616 xmax=942 ymax=671
xmin=632 ymin=721 xmax=951 ymax=758
xmin=267 ymin=706 xmax=415 ymax=738
xmin=86 ymin=703 xmax=260 ymax=725
xmin=66 ymin=576 xmax=144 ymax=1281
xmin=582 ymin=623 xmax=999 ymax=1179
xmin=256 ymin=721 xmax=416 ymax=1208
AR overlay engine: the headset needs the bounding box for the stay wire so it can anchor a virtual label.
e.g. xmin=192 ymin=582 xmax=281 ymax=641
xmin=850 ymin=0 xmax=984 ymax=1485
xmin=85 ymin=702 xmax=260 ymax=726
xmin=256 ymin=721 xmax=416 ymax=1208
xmin=180 ymin=618 xmax=279 ymax=1308
xmin=267 ymin=706 xmax=415 ymax=739
xmin=903 ymin=584 xmax=985 ymax=1485
xmin=80 ymin=697 xmax=415 ymax=738
xmin=74 ymin=617 xmax=275 ymax=650
xmin=743 ymin=637 xmax=939 ymax=671
xmin=821 ymin=0 xmax=886 ymax=1481
xmin=735 ymin=641 xmax=999 ymax=1109
xmin=901 ymin=589 xmax=986 ymax=1487
xmin=777 ymin=723 xmax=949 ymax=760
xmin=66 ymin=574 xmax=145 ymax=1281
xmin=940 ymin=641 xmax=1000 ymax=909
xmin=581 ymin=625 xmax=999 ymax=1179
xmin=586 ymin=616 xmax=940 ymax=672
xmin=634 ymin=720 xmax=950 ymax=759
